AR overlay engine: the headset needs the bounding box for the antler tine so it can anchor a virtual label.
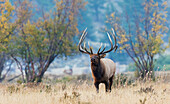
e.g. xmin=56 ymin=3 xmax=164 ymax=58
xmin=99 ymin=43 xmax=106 ymax=54
xmin=83 ymin=42 xmax=86 ymax=49
xmin=97 ymin=43 xmax=103 ymax=54
xmin=78 ymin=28 xmax=87 ymax=45
xmin=79 ymin=28 xmax=117 ymax=55
xmin=83 ymin=32 xmax=92 ymax=54
xmin=98 ymin=28 xmax=117 ymax=55
xmin=98 ymin=32 xmax=113 ymax=54
xmin=111 ymin=28 xmax=118 ymax=52
xmin=111 ymin=28 xmax=116 ymax=46
xmin=107 ymin=32 xmax=113 ymax=48
xmin=84 ymin=41 xmax=91 ymax=54
xmin=78 ymin=28 xmax=93 ymax=54
xmin=88 ymin=42 xmax=93 ymax=54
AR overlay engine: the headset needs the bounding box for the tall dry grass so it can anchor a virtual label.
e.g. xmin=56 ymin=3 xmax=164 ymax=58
xmin=0 ymin=71 xmax=170 ymax=104
xmin=0 ymin=80 xmax=170 ymax=104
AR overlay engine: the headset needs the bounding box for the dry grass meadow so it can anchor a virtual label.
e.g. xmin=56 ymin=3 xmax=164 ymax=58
xmin=0 ymin=72 xmax=170 ymax=104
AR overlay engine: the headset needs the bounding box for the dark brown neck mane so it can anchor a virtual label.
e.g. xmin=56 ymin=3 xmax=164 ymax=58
xmin=91 ymin=59 xmax=104 ymax=80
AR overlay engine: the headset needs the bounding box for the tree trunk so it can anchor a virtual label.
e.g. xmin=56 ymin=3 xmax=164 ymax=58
xmin=33 ymin=56 xmax=56 ymax=83
xmin=35 ymin=73 xmax=44 ymax=83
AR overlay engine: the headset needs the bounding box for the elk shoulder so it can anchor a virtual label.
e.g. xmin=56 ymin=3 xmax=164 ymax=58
xmin=100 ymin=58 xmax=116 ymax=79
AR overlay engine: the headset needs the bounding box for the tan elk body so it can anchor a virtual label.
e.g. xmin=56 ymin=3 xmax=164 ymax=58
xmin=91 ymin=58 xmax=116 ymax=81
xmin=78 ymin=28 xmax=118 ymax=93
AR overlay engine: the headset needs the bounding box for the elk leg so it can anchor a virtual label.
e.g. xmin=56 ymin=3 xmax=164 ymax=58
xmin=109 ymin=76 xmax=114 ymax=92
xmin=104 ymin=81 xmax=109 ymax=92
xmin=94 ymin=82 xmax=99 ymax=93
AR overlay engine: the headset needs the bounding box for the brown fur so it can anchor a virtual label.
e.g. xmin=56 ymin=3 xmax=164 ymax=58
xmin=90 ymin=54 xmax=116 ymax=93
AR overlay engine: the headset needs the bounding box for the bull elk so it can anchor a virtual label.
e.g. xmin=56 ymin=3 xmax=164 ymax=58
xmin=78 ymin=28 xmax=118 ymax=93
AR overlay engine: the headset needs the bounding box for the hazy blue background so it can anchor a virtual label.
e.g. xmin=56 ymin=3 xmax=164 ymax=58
xmin=8 ymin=0 xmax=170 ymax=75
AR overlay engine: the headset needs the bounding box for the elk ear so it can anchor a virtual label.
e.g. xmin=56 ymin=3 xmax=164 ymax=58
xmin=100 ymin=54 xmax=106 ymax=58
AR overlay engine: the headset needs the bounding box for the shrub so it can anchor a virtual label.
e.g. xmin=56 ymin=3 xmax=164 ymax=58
xmin=113 ymin=73 xmax=133 ymax=87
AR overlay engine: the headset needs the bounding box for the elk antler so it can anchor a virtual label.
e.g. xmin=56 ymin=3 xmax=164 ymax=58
xmin=78 ymin=28 xmax=93 ymax=54
xmin=97 ymin=28 xmax=118 ymax=55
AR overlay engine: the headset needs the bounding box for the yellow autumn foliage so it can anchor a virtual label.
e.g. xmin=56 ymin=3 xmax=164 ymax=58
xmin=162 ymin=1 xmax=167 ymax=6
xmin=0 ymin=0 xmax=14 ymax=52
xmin=107 ymin=0 xmax=168 ymax=58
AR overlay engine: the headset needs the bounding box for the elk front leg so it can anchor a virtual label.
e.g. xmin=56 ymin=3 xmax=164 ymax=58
xmin=104 ymin=81 xmax=109 ymax=92
xmin=94 ymin=82 xmax=99 ymax=93
xmin=109 ymin=76 xmax=114 ymax=92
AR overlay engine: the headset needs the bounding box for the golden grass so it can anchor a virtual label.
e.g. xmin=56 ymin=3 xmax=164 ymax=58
xmin=0 ymin=81 xmax=170 ymax=104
